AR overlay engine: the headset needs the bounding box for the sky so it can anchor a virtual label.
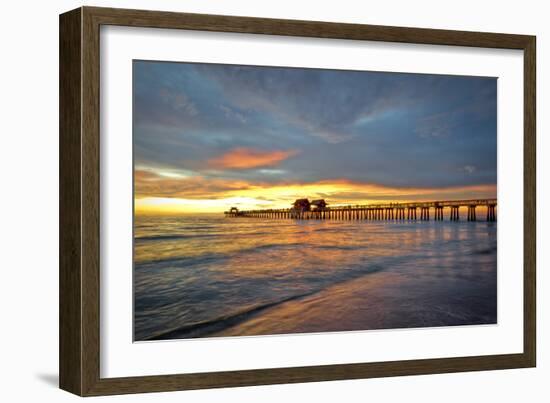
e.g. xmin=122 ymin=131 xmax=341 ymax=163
xmin=133 ymin=60 xmax=497 ymax=214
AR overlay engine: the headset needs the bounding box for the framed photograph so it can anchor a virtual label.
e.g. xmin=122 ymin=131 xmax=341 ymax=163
xmin=59 ymin=6 xmax=536 ymax=396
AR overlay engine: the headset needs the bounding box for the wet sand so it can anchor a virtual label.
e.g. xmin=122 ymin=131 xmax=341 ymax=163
xmin=211 ymin=266 xmax=497 ymax=338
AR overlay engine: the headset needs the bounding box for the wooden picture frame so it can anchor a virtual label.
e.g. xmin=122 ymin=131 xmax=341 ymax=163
xmin=59 ymin=6 xmax=536 ymax=396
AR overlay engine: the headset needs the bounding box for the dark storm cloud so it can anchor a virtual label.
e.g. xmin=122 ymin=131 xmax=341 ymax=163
xmin=133 ymin=60 xmax=496 ymax=190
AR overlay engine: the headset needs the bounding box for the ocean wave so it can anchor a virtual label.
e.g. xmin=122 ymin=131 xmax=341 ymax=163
xmin=473 ymin=246 xmax=497 ymax=255
xmin=316 ymin=244 xmax=361 ymax=251
xmin=135 ymin=231 xmax=274 ymax=243
xmin=135 ymin=241 xmax=306 ymax=268
xmin=135 ymin=234 xmax=216 ymax=242
xmin=142 ymin=291 xmax=317 ymax=340
xmin=139 ymin=264 xmax=386 ymax=340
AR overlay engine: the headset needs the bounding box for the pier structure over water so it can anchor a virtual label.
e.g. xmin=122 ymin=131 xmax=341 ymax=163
xmin=225 ymin=198 xmax=497 ymax=222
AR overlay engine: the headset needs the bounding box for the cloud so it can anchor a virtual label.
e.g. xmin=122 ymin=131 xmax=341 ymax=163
xmin=462 ymin=165 xmax=477 ymax=174
xmin=415 ymin=82 xmax=496 ymax=140
xmin=135 ymin=169 xmax=497 ymax=214
xmin=415 ymin=112 xmax=454 ymax=138
xmin=220 ymin=105 xmax=247 ymax=124
xmin=195 ymin=64 xmax=421 ymax=144
xmin=207 ymin=147 xmax=300 ymax=170
xmin=134 ymin=169 xmax=253 ymax=199
xmin=133 ymin=61 xmax=497 ymax=193
xmin=158 ymin=88 xmax=198 ymax=116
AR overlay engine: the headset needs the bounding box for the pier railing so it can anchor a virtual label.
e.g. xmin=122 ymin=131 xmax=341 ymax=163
xmin=224 ymin=199 xmax=497 ymax=222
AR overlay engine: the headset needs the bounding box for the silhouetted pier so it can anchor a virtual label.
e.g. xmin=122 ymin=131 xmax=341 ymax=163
xmin=224 ymin=199 xmax=497 ymax=222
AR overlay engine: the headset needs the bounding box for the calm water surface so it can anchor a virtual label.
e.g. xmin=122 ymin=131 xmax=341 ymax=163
xmin=134 ymin=215 xmax=497 ymax=341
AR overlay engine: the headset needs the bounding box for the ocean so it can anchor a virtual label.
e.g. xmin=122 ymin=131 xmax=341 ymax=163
xmin=134 ymin=214 xmax=497 ymax=341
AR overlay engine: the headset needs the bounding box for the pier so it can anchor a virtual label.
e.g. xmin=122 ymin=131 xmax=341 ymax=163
xmin=225 ymin=198 xmax=497 ymax=222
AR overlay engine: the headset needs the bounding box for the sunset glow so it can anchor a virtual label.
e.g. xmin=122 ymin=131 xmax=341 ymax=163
xmin=133 ymin=61 xmax=496 ymax=215
xmin=135 ymin=169 xmax=496 ymax=214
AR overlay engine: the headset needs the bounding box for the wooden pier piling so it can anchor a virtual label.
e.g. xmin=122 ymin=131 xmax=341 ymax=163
xmin=467 ymin=205 xmax=477 ymax=221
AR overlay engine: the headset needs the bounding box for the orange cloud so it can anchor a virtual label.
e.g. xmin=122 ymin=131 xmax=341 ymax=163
xmin=207 ymin=147 xmax=299 ymax=169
